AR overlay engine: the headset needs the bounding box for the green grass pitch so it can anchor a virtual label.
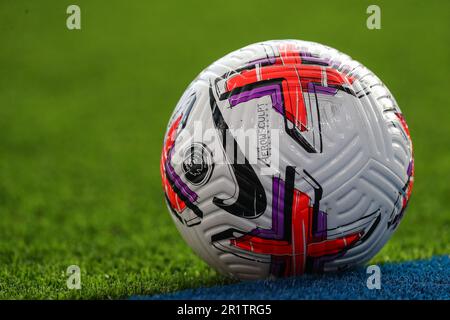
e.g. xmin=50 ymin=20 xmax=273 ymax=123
xmin=0 ymin=0 xmax=449 ymax=299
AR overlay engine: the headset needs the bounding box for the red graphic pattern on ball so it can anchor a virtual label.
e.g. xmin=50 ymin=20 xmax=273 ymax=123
xmin=217 ymin=43 xmax=356 ymax=153
xmin=229 ymin=168 xmax=363 ymax=276
xmin=160 ymin=116 xmax=186 ymax=214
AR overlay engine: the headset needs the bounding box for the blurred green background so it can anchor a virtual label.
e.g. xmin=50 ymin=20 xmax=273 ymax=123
xmin=0 ymin=0 xmax=448 ymax=298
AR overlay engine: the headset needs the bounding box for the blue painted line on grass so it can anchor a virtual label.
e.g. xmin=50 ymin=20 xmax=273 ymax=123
xmin=133 ymin=256 xmax=449 ymax=300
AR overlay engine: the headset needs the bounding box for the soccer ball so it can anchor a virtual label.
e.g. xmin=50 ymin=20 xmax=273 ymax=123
xmin=160 ymin=40 xmax=414 ymax=279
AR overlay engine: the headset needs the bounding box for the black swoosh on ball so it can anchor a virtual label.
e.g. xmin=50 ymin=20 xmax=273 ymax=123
xmin=209 ymin=86 xmax=267 ymax=218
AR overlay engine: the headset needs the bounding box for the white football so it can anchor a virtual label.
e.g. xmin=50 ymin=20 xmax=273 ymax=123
xmin=160 ymin=40 xmax=414 ymax=280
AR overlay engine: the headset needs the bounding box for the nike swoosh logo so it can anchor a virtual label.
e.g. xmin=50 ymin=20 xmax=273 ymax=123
xmin=209 ymin=86 xmax=267 ymax=218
